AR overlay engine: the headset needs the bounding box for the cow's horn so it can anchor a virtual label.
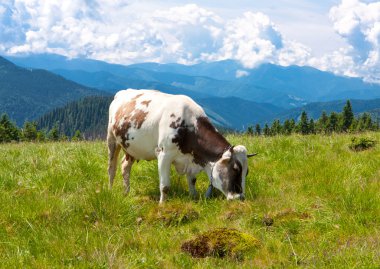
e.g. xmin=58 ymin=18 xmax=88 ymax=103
xmin=247 ymin=153 xmax=258 ymax=158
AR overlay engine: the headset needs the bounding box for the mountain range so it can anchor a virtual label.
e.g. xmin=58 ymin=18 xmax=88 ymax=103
xmin=2 ymin=53 xmax=380 ymax=131
xmin=8 ymin=53 xmax=380 ymax=108
xmin=0 ymin=56 xmax=105 ymax=126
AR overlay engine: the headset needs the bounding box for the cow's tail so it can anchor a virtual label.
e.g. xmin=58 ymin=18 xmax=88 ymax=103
xmin=107 ymin=132 xmax=120 ymax=189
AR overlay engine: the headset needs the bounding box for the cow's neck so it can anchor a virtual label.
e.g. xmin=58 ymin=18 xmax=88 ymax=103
xmin=191 ymin=117 xmax=231 ymax=166
xmin=172 ymin=116 xmax=231 ymax=166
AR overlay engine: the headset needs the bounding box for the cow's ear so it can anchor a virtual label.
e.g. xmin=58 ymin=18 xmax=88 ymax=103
xmin=221 ymin=149 xmax=232 ymax=163
xmin=247 ymin=153 xmax=258 ymax=158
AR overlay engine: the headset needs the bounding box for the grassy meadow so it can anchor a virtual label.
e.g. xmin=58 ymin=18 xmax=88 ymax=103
xmin=0 ymin=133 xmax=379 ymax=268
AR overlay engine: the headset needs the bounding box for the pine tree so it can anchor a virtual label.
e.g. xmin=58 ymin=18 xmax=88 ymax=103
xmin=363 ymin=113 xmax=373 ymax=130
xmin=0 ymin=113 xmax=20 ymax=142
xmin=342 ymin=100 xmax=354 ymax=132
xmin=72 ymin=130 xmax=83 ymax=141
xmin=283 ymin=119 xmax=293 ymax=135
xmin=37 ymin=129 xmax=47 ymax=142
xmin=263 ymin=123 xmax=270 ymax=136
xmin=328 ymin=112 xmax=339 ymax=133
xmin=309 ymin=118 xmax=315 ymax=134
xmin=318 ymin=111 xmax=329 ymax=133
xmin=299 ymin=111 xmax=309 ymax=135
xmin=289 ymin=119 xmax=296 ymax=133
xmin=48 ymin=122 xmax=60 ymax=141
xmin=270 ymin=119 xmax=282 ymax=135
xmin=22 ymin=121 xmax=38 ymax=141
xmin=246 ymin=125 xmax=254 ymax=136
xmin=255 ymin=124 xmax=261 ymax=136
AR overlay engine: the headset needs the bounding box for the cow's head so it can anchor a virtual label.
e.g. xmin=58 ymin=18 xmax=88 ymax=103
xmin=211 ymin=145 xmax=255 ymax=200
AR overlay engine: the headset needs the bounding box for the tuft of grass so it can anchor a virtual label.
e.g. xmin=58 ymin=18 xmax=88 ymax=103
xmin=147 ymin=203 xmax=200 ymax=226
xmin=349 ymin=137 xmax=376 ymax=151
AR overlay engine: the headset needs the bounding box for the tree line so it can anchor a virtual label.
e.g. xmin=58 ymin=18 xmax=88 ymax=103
xmin=1 ymin=100 xmax=379 ymax=143
xmin=0 ymin=113 xmax=83 ymax=143
xmin=247 ymin=100 xmax=379 ymax=136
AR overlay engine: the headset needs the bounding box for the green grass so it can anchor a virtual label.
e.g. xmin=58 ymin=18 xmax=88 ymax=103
xmin=0 ymin=133 xmax=379 ymax=268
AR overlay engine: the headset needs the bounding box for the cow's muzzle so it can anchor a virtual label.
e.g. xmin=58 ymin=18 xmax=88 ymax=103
xmin=227 ymin=193 xmax=245 ymax=201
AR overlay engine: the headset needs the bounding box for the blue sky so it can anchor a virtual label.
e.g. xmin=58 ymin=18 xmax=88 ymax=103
xmin=0 ymin=0 xmax=379 ymax=82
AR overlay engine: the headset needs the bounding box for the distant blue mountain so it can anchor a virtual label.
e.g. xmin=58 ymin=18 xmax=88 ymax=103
xmin=1 ymin=56 xmax=284 ymax=129
xmin=0 ymin=56 xmax=105 ymax=126
xmin=6 ymin=53 xmax=380 ymax=110
xmin=0 ymin=55 xmax=380 ymax=130
xmin=128 ymin=60 xmax=244 ymax=81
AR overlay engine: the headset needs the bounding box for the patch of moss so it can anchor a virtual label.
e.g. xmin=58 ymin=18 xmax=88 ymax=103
xmin=181 ymin=228 xmax=260 ymax=259
xmin=349 ymin=137 xmax=376 ymax=151
xmin=148 ymin=204 xmax=199 ymax=226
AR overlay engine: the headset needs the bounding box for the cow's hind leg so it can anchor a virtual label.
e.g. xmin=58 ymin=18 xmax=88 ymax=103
xmin=186 ymin=175 xmax=198 ymax=199
xmin=157 ymin=149 xmax=174 ymax=203
xmin=121 ymin=153 xmax=134 ymax=195
xmin=108 ymin=135 xmax=121 ymax=189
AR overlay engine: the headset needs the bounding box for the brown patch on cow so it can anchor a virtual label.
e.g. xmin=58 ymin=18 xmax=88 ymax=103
xmin=170 ymin=113 xmax=176 ymax=118
xmin=170 ymin=117 xmax=182 ymax=129
xmin=113 ymin=94 xmax=148 ymax=148
xmin=141 ymin=100 xmax=151 ymax=107
xmin=172 ymin=116 xmax=231 ymax=166
xmin=130 ymin=109 xmax=148 ymax=129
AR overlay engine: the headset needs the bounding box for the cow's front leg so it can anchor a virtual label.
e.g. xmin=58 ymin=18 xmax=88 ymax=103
xmin=157 ymin=150 xmax=173 ymax=203
xmin=121 ymin=153 xmax=134 ymax=195
xmin=186 ymin=175 xmax=198 ymax=199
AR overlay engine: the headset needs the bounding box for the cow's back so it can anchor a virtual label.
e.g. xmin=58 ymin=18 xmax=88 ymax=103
xmin=108 ymin=89 xmax=206 ymax=160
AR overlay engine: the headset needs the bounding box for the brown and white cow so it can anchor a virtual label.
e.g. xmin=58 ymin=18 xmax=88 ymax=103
xmin=107 ymin=89 xmax=255 ymax=203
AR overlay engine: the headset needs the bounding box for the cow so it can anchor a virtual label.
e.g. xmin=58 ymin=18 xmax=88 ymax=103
xmin=107 ymin=89 xmax=255 ymax=203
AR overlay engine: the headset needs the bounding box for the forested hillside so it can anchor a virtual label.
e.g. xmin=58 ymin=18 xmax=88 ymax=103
xmin=37 ymin=96 xmax=113 ymax=139
xmin=0 ymin=56 xmax=105 ymax=125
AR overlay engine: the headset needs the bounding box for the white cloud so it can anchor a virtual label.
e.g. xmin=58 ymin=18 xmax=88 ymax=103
xmin=1 ymin=0 xmax=379 ymax=83
xmin=0 ymin=1 xmax=309 ymax=67
xmin=326 ymin=0 xmax=380 ymax=82
xmin=211 ymin=12 xmax=284 ymax=68
xmin=236 ymin=70 xmax=250 ymax=78
xmin=309 ymin=48 xmax=358 ymax=77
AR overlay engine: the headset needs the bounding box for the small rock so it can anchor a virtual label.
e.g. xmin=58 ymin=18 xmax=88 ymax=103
xmin=136 ymin=217 xmax=143 ymax=225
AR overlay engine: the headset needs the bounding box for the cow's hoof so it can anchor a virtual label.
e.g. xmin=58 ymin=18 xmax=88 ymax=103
xmin=190 ymin=191 xmax=199 ymax=200
xmin=205 ymin=185 xmax=213 ymax=198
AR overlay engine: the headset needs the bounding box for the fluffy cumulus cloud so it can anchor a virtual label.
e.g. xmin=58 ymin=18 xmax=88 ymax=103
xmin=324 ymin=0 xmax=380 ymax=82
xmin=0 ymin=0 xmax=379 ymax=82
xmin=0 ymin=0 xmax=310 ymax=68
